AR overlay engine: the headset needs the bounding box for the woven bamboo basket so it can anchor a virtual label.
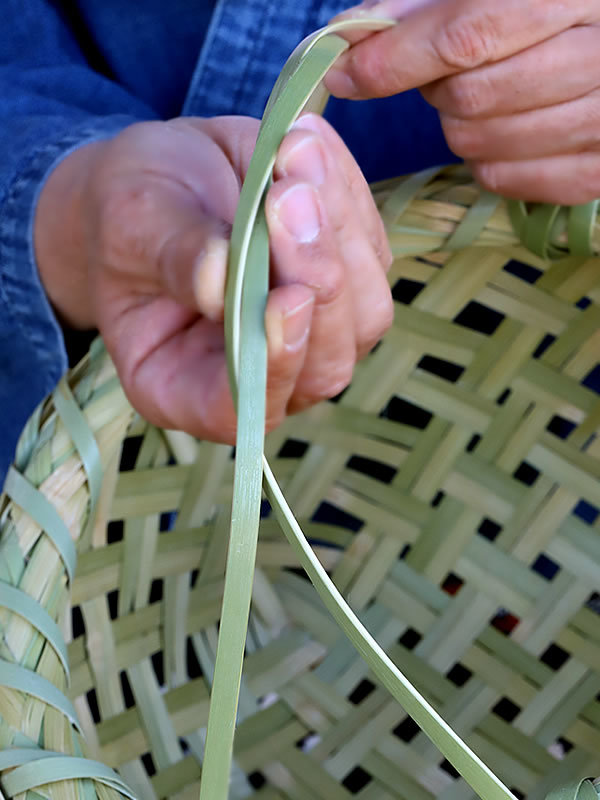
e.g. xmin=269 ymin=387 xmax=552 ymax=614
xmin=1 ymin=22 xmax=600 ymax=800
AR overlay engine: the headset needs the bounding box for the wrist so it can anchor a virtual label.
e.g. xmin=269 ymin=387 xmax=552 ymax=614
xmin=34 ymin=140 xmax=107 ymax=330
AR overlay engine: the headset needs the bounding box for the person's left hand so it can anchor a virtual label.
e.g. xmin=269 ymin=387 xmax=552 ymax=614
xmin=326 ymin=0 xmax=600 ymax=204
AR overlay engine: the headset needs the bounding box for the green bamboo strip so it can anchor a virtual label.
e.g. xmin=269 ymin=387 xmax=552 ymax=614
xmin=263 ymin=461 xmax=514 ymax=800
xmin=0 ymin=583 xmax=69 ymax=678
xmin=3 ymin=467 xmax=77 ymax=582
xmin=199 ymin=208 xmax=270 ymax=800
xmin=210 ymin=17 xmax=518 ymax=800
xmin=202 ymin=19 xmax=396 ymax=800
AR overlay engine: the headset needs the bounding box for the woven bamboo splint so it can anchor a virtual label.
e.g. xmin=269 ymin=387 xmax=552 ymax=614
xmin=1 ymin=162 xmax=599 ymax=800
xmin=1 ymin=19 xmax=600 ymax=800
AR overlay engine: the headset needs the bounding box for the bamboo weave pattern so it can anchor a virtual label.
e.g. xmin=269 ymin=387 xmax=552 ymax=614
xmin=0 ymin=168 xmax=599 ymax=799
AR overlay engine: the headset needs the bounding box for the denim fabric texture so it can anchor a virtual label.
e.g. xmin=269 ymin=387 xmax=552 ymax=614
xmin=0 ymin=0 xmax=454 ymax=482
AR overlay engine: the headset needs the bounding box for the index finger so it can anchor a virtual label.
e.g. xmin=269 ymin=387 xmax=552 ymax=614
xmin=325 ymin=0 xmax=591 ymax=99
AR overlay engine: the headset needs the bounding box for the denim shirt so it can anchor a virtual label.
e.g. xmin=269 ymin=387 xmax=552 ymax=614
xmin=0 ymin=0 xmax=454 ymax=482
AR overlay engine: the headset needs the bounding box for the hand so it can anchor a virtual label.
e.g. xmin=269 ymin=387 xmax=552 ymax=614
xmin=327 ymin=0 xmax=600 ymax=204
xmin=34 ymin=114 xmax=392 ymax=443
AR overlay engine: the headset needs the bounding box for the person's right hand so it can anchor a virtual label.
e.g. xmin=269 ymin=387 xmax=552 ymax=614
xmin=34 ymin=114 xmax=393 ymax=443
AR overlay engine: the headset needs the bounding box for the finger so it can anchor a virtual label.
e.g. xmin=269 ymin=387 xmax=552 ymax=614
xmin=277 ymin=113 xmax=391 ymax=264
xmin=265 ymin=177 xmax=357 ymax=411
xmin=275 ymin=118 xmax=393 ymax=360
xmin=423 ymin=26 xmax=600 ymax=119
xmin=440 ymin=88 xmax=600 ymax=162
xmin=156 ymin=202 xmax=231 ymax=322
xmin=325 ymin=0 xmax=589 ymax=99
xmin=471 ymin=153 xmax=600 ymax=204
xmin=264 ymin=285 xmax=315 ymax=430
xmin=105 ymin=286 xmax=316 ymax=443
xmin=104 ymin=300 xmax=240 ymax=443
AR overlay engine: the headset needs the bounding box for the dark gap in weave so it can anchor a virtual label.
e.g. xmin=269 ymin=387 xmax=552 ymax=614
xmin=398 ymin=627 xmax=422 ymax=650
xmin=576 ymin=296 xmax=591 ymax=310
xmin=248 ymin=771 xmax=267 ymax=789
xmin=348 ymin=678 xmax=376 ymax=705
xmin=583 ymin=363 xmax=600 ymax=392
xmin=260 ymin=498 xmax=272 ymax=519
xmin=119 ymin=435 xmax=144 ymax=472
xmin=466 ymin=433 xmax=481 ymax=453
xmin=496 ymin=388 xmax=511 ymax=406
xmin=477 ymin=518 xmax=501 ymax=542
xmin=347 ymin=455 xmax=397 ymax=485
xmin=189 ymin=569 xmax=199 ymax=589
xmin=540 ymin=643 xmax=570 ymax=671
xmin=86 ymin=688 xmax=101 ymax=724
xmin=342 ymin=766 xmax=373 ymax=793
xmin=296 ymin=731 xmax=318 ymax=752
xmin=431 ymin=490 xmax=445 ymax=507
xmin=393 ymin=716 xmax=420 ymax=743
xmin=546 ymin=415 xmax=576 ymax=440
xmin=160 ymin=511 xmax=177 ymax=532
xmin=533 ymin=333 xmax=555 ymax=360
xmin=380 ymin=396 xmax=432 ymax=430
xmin=453 ymin=301 xmax=504 ymax=336
xmin=71 ymin=604 xmax=85 ymax=638
xmin=149 ymin=578 xmax=164 ymax=605
xmin=441 ymin=573 xmax=464 ymax=596
xmin=179 ymin=738 xmax=191 ymax=755
xmin=311 ymin=501 xmax=363 ymax=533
xmin=446 ymin=663 xmax=473 ymax=687
xmin=440 ymin=759 xmax=460 ymax=779
xmin=107 ymin=520 xmax=124 ymax=544
xmin=392 ymin=278 xmax=425 ymax=305
xmin=503 ymin=260 xmax=542 ymax=285
xmin=107 ymin=589 xmax=119 ymax=621
xmin=585 ymin=592 xmax=600 ymax=615
xmin=186 ymin=637 xmax=203 ymax=679
xmin=400 ymin=543 xmax=411 ymax=560
xmin=277 ymin=438 xmax=309 ymax=459
xmin=556 ymin=737 xmax=574 ymax=754
xmin=141 ymin=752 xmax=157 ymax=777
xmin=491 ymin=610 xmax=520 ymax=635
xmin=492 ymin=697 xmax=521 ymax=722
xmin=513 ymin=461 xmax=540 ymax=487
xmin=510 ymin=788 xmax=525 ymax=800
xmin=120 ymin=670 xmax=136 ymax=709
xmin=151 ymin=650 xmax=165 ymax=687
xmin=574 ymin=500 xmax=599 ymax=525
xmin=530 ymin=553 xmax=560 ymax=581
xmin=418 ymin=355 xmax=465 ymax=383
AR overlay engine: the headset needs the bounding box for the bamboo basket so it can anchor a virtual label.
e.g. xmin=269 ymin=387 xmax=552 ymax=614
xmin=1 ymin=22 xmax=600 ymax=800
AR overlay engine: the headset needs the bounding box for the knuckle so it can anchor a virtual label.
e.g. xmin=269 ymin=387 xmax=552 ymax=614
xmin=358 ymin=300 xmax=394 ymax=357
xmin=444 ymin=73 xmax=494 ymax=119
xmin=442 ymin=117 xmax=483 ymax=159
xmin=574 ymin=162 xmax=600 ymax=203
xmin=319 ymin=361 xmax=356 ymax=401
xmin=97 ymin=181 xmax=158 ymax=265
xmin=312 ymin=257 xmax=346 ymax=305
xmin=433 ymin=14 xmax=499 ymax=71
xmin=471 ymin=162 xmax=501 ymax=193
xmin=349 ymin=44 xmax=400 ymax=98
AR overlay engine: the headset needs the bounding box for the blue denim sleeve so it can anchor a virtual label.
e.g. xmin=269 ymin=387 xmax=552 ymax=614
xmin=0 ymin=0 xmax=159 ymax=482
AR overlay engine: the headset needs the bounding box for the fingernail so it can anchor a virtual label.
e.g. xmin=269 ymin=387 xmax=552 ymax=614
xmin=280 ymin=133 xmax=326 ymax=187
xmin=193 ymin=237 xmax=228 ymax=321
xmin=283 ymin=295 xmax=314 ymax=350
xmin=325 ymin=68 xmax=358 ymax=98
xmin=274 ymin=184 xmax=321 ymax=243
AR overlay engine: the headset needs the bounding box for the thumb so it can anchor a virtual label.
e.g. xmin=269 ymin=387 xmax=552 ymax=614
xmin=157 ymin=207 xmax=231 ymax=322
